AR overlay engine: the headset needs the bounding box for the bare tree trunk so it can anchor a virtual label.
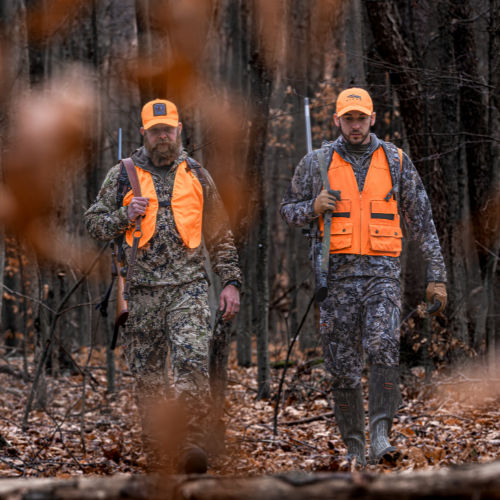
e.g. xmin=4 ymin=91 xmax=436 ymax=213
xmin=363 ymin=0 xmax=425 ymax=158
xmin=237 ymin=276 xmax=252 ymax=367
xmin=248 ymin=78 xmax=272 ymax=398
xmin=255 ymin=182 xmax=270 ymax=399
xmin=243 ymin=2 xmax=276 ymax=398
xmin=486 ymin=0 xmax=500 ymax=368
xmin=0 ymin=0 xmax=30 ymax=336
xmin=343 ymin=0 xmax=366 ymax=87
xmin=448 ymin=0 xmax=492 ymax=355
xmin=134 ymin=0 xmax=157 ymax=101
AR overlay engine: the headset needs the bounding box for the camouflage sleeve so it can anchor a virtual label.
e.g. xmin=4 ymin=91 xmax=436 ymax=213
xmin=201 ymin=168 xmax=242 ymax=286
xmin=280 ymin=150 xmax=324 ymax=227
xmin=400 ymin=153 xmax=447 ymax=283
xmin=84 ymin=164 xmax=131 ymax=241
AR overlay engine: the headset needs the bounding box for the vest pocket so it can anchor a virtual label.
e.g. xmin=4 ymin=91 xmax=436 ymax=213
xmin=368 ymin=224 xmax=402 ymax=254
xmin=330 ymin=222 xmax=353 ymax=251
xmin=371 ymin=200 xmax=397 ymax=220
xmin=332 ymin=199 xmax=351 ymax=218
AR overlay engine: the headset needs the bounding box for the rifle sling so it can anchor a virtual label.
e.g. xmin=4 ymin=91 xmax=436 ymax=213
xmin=122 ymin=158 xmax=142 ymax=197
xmin=317 ymin=151 xmax=332 ymax=275
xmin=121 ymin=158 xmax=143 ymax=300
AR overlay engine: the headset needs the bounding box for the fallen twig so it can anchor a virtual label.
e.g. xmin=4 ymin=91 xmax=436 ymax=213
xmin=227 ymin=378 xmax=259 ymax=392
xmin=280 ymin=411 xmax=335 ymax=426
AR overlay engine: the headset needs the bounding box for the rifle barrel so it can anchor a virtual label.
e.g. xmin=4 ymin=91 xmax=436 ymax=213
xmin=304 ymin=98 xmax=312 ymax=154
xmin=118 ymin=128 xmax=122 ymax=161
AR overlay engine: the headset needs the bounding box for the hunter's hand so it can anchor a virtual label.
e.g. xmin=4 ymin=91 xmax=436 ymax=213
xmin=426 ymin=282 xmax=447 ymax=314
xmin=314 ymin=189 xmax=337 ymax=215
xmin=127 ymin=196 xmax=149 ymax=221
xmin=220 ymin=285 xmax=240 ymax=321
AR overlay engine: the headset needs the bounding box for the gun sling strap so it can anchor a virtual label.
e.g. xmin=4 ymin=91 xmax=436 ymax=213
xmin=317 ymin=150 xmax=332 ymax=277
xmin=315 ymin=148 xmax=333 ymax=302
xmin=121 ymin=157 xmax=142 ymax=300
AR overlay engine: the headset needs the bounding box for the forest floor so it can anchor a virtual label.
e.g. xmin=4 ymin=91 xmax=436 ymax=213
xmin=0 ymin=343 xmax=499 ymax=478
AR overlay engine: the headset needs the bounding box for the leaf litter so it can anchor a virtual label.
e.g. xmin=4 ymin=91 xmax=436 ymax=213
xmin=0 ymin=344 xmax=499 ymax=478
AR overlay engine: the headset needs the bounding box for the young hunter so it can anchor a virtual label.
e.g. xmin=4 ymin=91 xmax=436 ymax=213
xmin=85 ymin=99 xmax=242 ymax=473
xmin=280 ymin=88 xmax=447 ymax=465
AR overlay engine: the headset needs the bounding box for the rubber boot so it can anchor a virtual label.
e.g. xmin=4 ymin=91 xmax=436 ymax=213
xmin=177 ymin=393 xmax=209 ymax=474
xmin=332 ymin=388 xmax=366 ymax=466
xmin=368 ymin=365 xmax=402 ymax=464
xmin=178 ymin=444 xmax=208 ymax=474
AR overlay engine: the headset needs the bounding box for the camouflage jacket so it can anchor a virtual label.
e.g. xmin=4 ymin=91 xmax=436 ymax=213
xmin=85 ymin=147 xmax=242 ymax=288
xmin=280 ymin=134 xmax=447 ymax=283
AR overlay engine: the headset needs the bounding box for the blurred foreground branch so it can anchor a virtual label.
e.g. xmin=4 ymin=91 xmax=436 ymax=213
xmin=1 ymin=461 xmax=500 ymax=499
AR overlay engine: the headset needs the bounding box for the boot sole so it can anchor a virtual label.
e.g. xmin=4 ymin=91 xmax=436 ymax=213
xmin=369 ymin=446 xmax=401 ymax=465
xmin=346 ymin=453 xmax=367 ymax=467
xmin=179 ymin=447 xmax=208 ymax=474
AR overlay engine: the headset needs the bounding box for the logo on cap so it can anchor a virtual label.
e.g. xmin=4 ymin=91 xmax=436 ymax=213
xmin=153 ymin=103 xmax=167 ymax=116
xmin=347 ymin=94 xmax=362 ymax=100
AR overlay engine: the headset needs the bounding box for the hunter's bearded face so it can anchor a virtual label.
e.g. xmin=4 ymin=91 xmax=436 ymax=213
xmin=143 ymin=124 xmax=182 ymax=167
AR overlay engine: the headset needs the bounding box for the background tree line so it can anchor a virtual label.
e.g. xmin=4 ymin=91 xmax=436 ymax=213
xmin=0 ymin=0 xmax=498 ymax=401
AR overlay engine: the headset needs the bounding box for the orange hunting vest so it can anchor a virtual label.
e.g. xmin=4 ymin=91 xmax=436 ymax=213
xmin=122 ymin=161 xmax=204 ymax=249
xmin=319 ymin=147 xmax=403 ymax=256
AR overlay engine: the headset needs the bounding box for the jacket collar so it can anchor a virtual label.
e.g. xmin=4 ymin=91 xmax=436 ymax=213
xmin=328 ymin=133 xmax=381 ymax=163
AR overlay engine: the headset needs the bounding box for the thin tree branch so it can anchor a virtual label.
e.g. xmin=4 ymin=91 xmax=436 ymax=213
xmin=23 ymin=243 xmax=108 ymax=430
xmin=0 ymin=282 xmax=56 ymax=314
xmin=272 ymin=293 xmax=316 ymax=436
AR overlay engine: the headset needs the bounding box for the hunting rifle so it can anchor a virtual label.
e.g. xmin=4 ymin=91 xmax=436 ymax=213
xmin=316 ymin=149 xmax=341 ymax=302
xmin=109 ymin=129 xmax=145 ymax=349
xmin=110 ymin=143 xmax=144 ymax=348
xmin=303 ymin=98 xmax=341 ymax=302
xmin=109 ymin=128 xmax=128 ymax=349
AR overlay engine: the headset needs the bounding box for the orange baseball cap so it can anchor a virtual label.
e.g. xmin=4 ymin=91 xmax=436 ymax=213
xmin=141 ymin=99 xmax=179 ymax=129
xmin=336 ymin=88 xmax=373 ymax=116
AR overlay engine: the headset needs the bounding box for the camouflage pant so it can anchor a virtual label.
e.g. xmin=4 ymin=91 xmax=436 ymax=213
xmin=121 ymin=279 xmax=212 ymax=458
xmin=320 ymin=276 xmax=401 ymax=389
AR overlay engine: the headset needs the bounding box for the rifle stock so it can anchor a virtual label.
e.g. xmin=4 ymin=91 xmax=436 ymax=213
xmin=111 ymin=250 xmax=128 ymax=350
xmin=316 ymin=149 xmax=341 ymax=302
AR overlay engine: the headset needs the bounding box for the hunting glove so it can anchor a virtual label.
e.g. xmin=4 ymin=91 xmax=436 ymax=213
xmin=425 ymin=282 xmax=447 ymax=314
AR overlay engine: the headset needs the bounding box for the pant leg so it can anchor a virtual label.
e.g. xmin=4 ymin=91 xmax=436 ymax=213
xmin=320 ymin=278 xmax=364 ymax=389
xmin=122 ymin=285 xmax=169 ymax=403
xmin=361 ymin=278 xmax=402 ymax=462
xmin=165 ymin=279 xmax=212 ymax=397
xmin=164 ymin=279 xmax=212 ymax=449
xmin=121 ymin=286 xmax=170 ymax=466
xmin=362 ymin=277 xmax=401 ymax=367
